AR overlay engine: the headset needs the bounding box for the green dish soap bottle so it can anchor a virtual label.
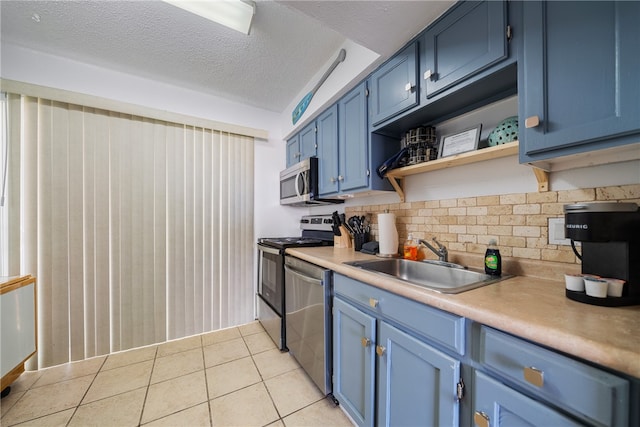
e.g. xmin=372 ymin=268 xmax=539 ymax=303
xmin=484 ymin=239 xmax=502 ymax=276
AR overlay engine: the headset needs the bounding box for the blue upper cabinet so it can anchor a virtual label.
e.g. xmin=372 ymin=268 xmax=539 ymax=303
xmin=368 ymin=42 xmax=419 ymax=127
xmin=317 ymin=105 xmax=339 ymax=196
xmin=339 ymin=82 xmax=370 ymax=193
xmin=298 ymin=121 xmax=317 ymax=162
xmin=285 ymin=134 xmax=299 ymax=167
xmin=421 ymin=0 xmax=508 ymax=100
xmin=285 ymin=121 xmax=317 ymax=168
xmin=519 ymin=1 xmax=640 ymax=164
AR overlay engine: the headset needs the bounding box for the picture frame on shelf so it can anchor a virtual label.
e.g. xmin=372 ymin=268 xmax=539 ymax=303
xmin=438 ymin=124 xmax=482 ymax=158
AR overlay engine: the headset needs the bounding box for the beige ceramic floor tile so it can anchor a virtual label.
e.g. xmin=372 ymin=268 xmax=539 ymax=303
xmin=283 ymin=398 xmax=354 ymax=426
xmin=33 ymin=356 xmax=105 ymax=388
xmin=83 ymin=360 xmax=153 ymax=404
xmin=266 ymin=420 xmax=285 ymax=427
xmin=1 ymin=375 xmax=94 ymax=426
xmin=7 ymin=370 xmax=42 ymax=393
xmin=68 ymin=387 xmax=146 ymax=427
xmin=203 ymin=337 xmax=250 ymax=368
xmin=141 ymin=370 xmax=208 ymax=424
xmin=238 ymin=321 xmax=264 ymax=336
xmin=102 ymin=345 xmax=157 ymax=371
xmin=157 ymin=335 xmax=202 ymax=358
xmin=244 ymin=331 xmax=277 ymax=354
xmin=0 ymin=389 xmax=25 ymax=418
xmin=143 ymin=402 xmax=211 ymax=427
xmin=151 ymin=347 xmax=204 ymax=384
xmin=11 ymin=408 xmax=74 ymax=427
xmin=210 ymin=382 xmax=279 ymax=427
xmin=206 ymin=356 xmax=261 ymax=399
xmin=253 ymin=349 xmax=300 ymax=380
xmin=265 ymin=368 xmax=323 ymax=417
xmin=202 ymin=327 xmax=241 ymax=347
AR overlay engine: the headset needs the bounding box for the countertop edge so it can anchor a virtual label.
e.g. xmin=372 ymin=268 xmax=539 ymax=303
xmin=286 ymin=247 xmax=640 ymax=378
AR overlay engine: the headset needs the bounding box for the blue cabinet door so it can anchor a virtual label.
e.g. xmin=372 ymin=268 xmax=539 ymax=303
xmin=333 ymin=297 xmax=376 ymax=427
xmin=339 ymin=82 xmax=369 ymax=193
xmin=317 ymin=104 xmax=339 ymax=196
xmin=422 ymin=0 xmax=508 ymax=99
xmin=298 ymin=121 xmax=317 ymax=162
xmin=286 ymin=134 xmax=300 ymax=167
xmin=376 ymin=321 xmax=460 ymax=427
xmin=369 ymin=43 xmax=418 ymax=126
xmin=473 ymin=371 xmax=582 ymax=427
xmin=520 ymin=1 xmax=640 ymax=163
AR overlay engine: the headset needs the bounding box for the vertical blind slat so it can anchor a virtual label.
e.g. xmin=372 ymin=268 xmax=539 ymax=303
xmin=7 ymin=93 xmax=255 ymax=369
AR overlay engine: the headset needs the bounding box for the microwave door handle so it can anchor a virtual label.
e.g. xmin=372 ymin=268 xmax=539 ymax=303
xmin=295 ymin=172 xmax=304 ymax=197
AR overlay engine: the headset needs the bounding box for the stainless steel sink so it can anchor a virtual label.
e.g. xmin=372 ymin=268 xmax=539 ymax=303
xmin=343 ymin=258 xmax=510 ymax=294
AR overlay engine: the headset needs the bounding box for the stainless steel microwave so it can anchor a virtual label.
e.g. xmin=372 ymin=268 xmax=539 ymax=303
xmin=279 ymin=157 xmax=343 ymax=207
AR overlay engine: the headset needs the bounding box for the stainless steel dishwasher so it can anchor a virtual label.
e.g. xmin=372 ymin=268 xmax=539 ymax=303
xmin=284 ymin=255 xmax=333 ymax=396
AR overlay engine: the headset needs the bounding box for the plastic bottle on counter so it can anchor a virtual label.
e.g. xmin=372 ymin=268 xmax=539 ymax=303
xmin=484 ymin=239 xmax=502 ymax=276
xmin=403 ymin=234 xmax=418 ymax=261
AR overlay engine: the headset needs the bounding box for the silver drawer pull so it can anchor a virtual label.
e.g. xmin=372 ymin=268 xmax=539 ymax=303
xmin=369 ymin=298 xmax=378 ymax=308
xmin=404 ymin=83 xmax=415 ymax=92
xmin=424 ymin=69 xmax=434 ymax=80
xmin=474 ymin=411 xmax=490 ymax=427
xmin=523 ymin=366 xmax=544 ymax=387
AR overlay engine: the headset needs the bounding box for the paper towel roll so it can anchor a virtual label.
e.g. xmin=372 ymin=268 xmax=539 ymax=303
xmin=378 ymin=213 xmax=398 ymax=256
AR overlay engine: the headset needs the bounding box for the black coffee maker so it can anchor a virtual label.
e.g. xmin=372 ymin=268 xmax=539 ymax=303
xmin=564 ymin=202 xmax=640 ymax=305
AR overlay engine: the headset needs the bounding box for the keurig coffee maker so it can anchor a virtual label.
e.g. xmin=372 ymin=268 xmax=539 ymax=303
xmin=564 ymin=202 xmax=640 ymax=306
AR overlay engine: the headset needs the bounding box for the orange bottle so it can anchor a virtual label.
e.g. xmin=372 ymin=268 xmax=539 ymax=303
xmin=403 ymin=234 xmax=418 ymax=261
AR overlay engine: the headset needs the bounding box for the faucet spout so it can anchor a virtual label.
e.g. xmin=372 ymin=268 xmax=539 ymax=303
xmin=418 ymin=237 xmax=448 ymax=262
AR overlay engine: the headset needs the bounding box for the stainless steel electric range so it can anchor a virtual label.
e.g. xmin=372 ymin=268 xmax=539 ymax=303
xmin=256 ymin=214 xmax=335 ymax=350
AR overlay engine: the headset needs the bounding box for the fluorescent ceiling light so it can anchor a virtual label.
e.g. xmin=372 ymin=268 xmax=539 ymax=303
xmin=163 ymin=0 xmax=256 ymax=35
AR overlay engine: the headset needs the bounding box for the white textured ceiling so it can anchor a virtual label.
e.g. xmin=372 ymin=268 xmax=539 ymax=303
xmin=0 ymin=0 xmax=454 ymax=113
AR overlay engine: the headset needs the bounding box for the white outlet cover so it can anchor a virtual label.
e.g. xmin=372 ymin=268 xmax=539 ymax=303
xmin=548 ymin=218 xmax=572 ymax=246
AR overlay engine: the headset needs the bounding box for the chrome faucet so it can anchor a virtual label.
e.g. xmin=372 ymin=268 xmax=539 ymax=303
xmin=418 ymin=237 xmax=448 ymax=262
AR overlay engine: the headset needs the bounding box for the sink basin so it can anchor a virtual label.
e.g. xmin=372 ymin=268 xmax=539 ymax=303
xmin=343 ymin=258 xmax=510 ymax=294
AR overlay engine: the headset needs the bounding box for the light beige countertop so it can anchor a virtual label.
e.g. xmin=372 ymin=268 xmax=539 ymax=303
xmin=286 ymin=246 xmax=640 ymax=378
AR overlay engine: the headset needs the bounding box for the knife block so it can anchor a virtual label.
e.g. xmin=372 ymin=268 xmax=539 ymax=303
xmin=334 ymin=226 xmax=352 ymax=249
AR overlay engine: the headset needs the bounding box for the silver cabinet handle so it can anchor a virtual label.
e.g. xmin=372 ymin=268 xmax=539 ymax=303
xmin=525 ymin=115 xmax=540 ymax=128
xmin=523 ymin=366 xmax=544 ymax=387
xmin=404 ymin=83 xmax=415 ymax=92
xmin=424 ymin=69 xmax=435 ymax=80
xmin=330 ymin=177 xmax=336 ymax=184
xmin=361 ymin=337 xmax=371 ymax=347
xmin=474 ymin=411 xmax=490 ymax=427
xmin=338 ymin=175 xmax=344 ymax=182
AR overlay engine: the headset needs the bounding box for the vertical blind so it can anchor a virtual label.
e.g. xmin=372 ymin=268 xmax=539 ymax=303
xmin=5 ymin=93 xmax=254 ymax=369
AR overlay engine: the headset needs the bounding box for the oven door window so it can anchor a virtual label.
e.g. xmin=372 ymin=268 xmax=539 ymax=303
xmin=258 ymin=247 xmax=283 ymax=315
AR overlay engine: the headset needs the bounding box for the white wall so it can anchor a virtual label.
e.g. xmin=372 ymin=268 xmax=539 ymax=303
xmin=0 ymin=42 xmax=302 ymax=239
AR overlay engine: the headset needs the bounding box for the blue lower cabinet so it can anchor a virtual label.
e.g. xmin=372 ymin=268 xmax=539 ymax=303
xmin=333 ymin=297 xmax=376 ymax=427
xmin=377 ymin=321 xmax=460 ymax=427
xmin=472 ymin=371 xmax=582 ymax=427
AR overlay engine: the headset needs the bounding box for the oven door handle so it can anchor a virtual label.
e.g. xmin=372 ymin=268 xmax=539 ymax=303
xmin=284 ymin=265 xmax=323 ymax=286
xmin=258 ymin=244 xmax=282 ymax=256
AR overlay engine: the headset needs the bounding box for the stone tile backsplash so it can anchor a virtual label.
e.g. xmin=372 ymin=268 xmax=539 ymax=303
xmin=345 ymin=184 xmax=639 ymax=280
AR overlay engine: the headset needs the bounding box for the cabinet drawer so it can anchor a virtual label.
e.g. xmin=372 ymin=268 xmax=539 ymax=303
xmin=479 ymin=326 xmax=629 ymax=427
xmin=473 ymin=371 xmax=582 ymax=427
xmin=334 ymin=274 xmax=465 ymax=355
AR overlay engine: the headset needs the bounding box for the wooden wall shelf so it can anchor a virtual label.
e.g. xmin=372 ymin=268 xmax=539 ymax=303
xmin=385 ymin=142 xmax=549 ymax=202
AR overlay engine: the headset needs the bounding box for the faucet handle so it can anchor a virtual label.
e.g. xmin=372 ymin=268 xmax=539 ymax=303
xmin=432 ymin=237 xmax=446 ymax=250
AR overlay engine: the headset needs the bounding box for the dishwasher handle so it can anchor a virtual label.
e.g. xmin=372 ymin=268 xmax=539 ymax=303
xmin=284 ymin=264 xmax=323 ymax=286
